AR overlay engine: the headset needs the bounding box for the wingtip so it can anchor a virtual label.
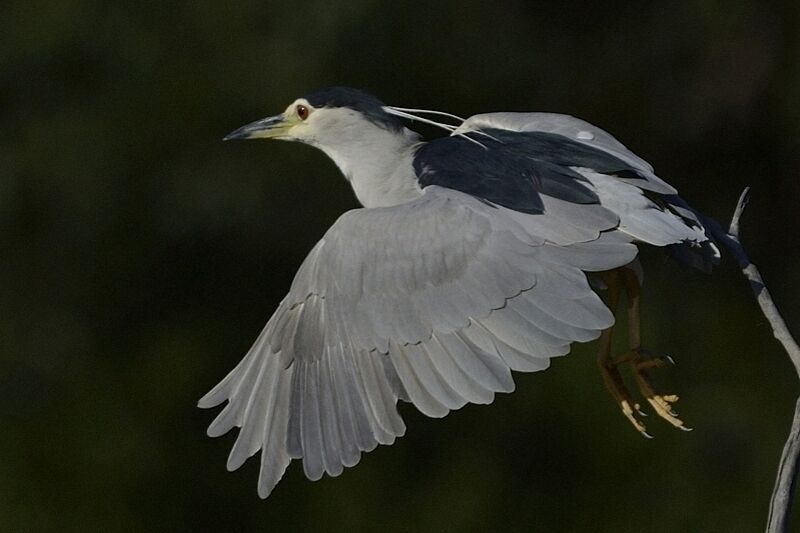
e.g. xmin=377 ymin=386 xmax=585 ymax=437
xmin=257 ymin=485 xmax=273 ymax=500
xmin=198 ymin=388 xmax=228 ymax=409
xmin=226 ymin=457 xmax=244 ymax=472
xmin=197 ymin=395 xmax=217 ymax=409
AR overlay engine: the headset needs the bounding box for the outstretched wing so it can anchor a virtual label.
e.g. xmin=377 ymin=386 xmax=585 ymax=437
xmin=198 ymin=186 xmax=638 ymax=498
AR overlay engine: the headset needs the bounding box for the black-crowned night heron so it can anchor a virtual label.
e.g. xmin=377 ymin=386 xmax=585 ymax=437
xmin=200 ymin=87 xmax=719 ymax=498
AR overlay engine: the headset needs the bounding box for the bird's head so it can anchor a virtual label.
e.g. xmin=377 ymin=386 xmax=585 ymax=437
xmin=224 ymin=86 xmax=408 ymax=151
xmin=224 ymin=87 xmax=425 ymax=207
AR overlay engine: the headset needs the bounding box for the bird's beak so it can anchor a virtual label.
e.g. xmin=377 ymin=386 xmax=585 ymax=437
xmin=223 ymin=113 xmax=295 ymax=141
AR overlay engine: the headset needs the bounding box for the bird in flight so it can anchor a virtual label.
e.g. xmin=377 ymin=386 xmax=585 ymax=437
xmin=199 ymin=87 xmax=719 ymax=498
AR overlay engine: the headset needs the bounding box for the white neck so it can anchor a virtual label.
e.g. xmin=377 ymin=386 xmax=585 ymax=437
xmin=316 ymin=127 xmax=423 ymax=208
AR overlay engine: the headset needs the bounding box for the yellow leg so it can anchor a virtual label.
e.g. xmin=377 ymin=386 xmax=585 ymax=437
xmin=597 ymin=270 xmax=650 ymax=437
xmin=620 ymin=269 xmax=690 ymax=432
xmin=597 ymin=267 xmax=690 ymax=436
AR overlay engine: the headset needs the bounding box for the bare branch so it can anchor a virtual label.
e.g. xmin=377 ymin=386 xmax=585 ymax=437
xmin=728 ymin=187 xmax=750 ymax=238
xmin=712 ymin=190 xmax=800 ymax=374
xmin=768 ymin=399 xmax=800 ymax=533
xmin=708 ymin=189 xmax=800 ymax=533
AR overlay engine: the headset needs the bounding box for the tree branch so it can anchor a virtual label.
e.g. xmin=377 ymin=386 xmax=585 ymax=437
xmin=707 ymin=188 xmax=800 ymax=532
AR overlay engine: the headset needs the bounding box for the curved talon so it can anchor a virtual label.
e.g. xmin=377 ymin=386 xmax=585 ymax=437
xmin=600 ymin=347 xmax=691 ymax=432
xmin=632 ymin=361 xmax=689 ymax=429
xmin=620 ymin=400 xmax=652 ymax=437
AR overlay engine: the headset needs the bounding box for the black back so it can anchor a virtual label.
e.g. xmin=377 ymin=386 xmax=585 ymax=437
xmin=413 ymin=129 xmax=649 ymax=214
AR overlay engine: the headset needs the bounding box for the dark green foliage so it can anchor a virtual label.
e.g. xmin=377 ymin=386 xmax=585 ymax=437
xmin=2 ymin=1 xmax=800 ymax=531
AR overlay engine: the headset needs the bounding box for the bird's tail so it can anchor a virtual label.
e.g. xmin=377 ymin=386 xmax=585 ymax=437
xmin=662 ymin=194 xmax=722 ymax=273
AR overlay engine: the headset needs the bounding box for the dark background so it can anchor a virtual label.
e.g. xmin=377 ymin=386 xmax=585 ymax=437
xmin=3 ymin=1 xmax=800 ymax=531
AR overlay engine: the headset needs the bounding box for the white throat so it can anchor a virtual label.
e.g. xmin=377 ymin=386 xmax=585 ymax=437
xmin=315 ymin=125 xmax=423 ymax=208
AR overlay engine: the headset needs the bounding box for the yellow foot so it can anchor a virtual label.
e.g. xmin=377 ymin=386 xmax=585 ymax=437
xmin=598 ymin=357 xmax=652 ymax=438
xmin=601 ymin=349 xmax=691 ymax=436
xmin=626 ymin=349 xmax=692 ymax=432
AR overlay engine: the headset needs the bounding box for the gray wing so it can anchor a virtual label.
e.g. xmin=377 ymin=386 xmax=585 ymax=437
xmin=198 ymin=186 xmax=637 ymax=498
xmin=454 ymin=111 xmax=675 ymax=194
xmin=454 ymin=112 xmax=717 ymax=252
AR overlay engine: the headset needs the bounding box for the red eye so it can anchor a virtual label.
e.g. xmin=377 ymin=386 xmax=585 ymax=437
xmin=296 ymin=104 xmax=309 ymax=120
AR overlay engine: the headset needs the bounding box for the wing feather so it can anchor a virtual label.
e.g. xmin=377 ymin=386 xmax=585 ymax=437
xmin=256 ymin=363 xmax=292 ymax=498
xmin=424 ymin=335 xmax=493 ymax=404
xmin=317 ymin=353 xmax=345 ymax=476
xmin=388 ymin=343 xmax=451 ymax=418
xmin=300 ymin=362 xmax=325 ymax=480
xmin=327 ymin=345 xmax=372 ymax=465
xmin=465 ymin=320 xmax=557 ymax=372
xmin=356 ymin=349 xmax=405 ymax=441
xmin=225 ymin=354 xmax=275 ymax=471
xmin=453 ymin=111 xmax=676 ymax=194
xmin=438 ymin=332 xmax=515 ymax=393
